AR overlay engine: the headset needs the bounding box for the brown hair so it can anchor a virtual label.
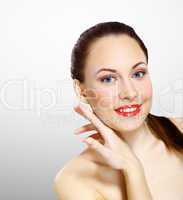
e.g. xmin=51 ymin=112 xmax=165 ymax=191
xmin=70 ymin=21 xmax=183 ymax=155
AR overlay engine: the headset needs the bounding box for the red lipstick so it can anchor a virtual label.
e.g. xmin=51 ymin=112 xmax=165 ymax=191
xmin=114 ymin=104 xmax=142 ymax=117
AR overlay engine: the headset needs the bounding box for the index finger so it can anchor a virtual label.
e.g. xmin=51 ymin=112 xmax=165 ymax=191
xmin=74 ymin=104 xmax=114 ymax=141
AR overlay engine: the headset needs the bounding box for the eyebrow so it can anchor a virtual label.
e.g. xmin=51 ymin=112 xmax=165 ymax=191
xmin=95 ymin=61 xmax=147 ymax=75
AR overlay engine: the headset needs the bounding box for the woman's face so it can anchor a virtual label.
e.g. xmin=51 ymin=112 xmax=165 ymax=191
xmin=80 ymin=34 xmax=152 ymax=133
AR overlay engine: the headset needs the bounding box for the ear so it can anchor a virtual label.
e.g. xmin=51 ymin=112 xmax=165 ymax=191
xmin=73 ymin=79 xmax=88 ymax=104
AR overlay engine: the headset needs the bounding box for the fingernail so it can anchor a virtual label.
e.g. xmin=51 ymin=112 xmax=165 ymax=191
xmin=73 ymin=106 xmax=79 ymax=111
xmin=85 ymin=137 xmax=93 ymax=144
xmin=80 ymin=138 xmax=87 ymax=143
xmin=74 ymin=128 xmax=81 ymax=134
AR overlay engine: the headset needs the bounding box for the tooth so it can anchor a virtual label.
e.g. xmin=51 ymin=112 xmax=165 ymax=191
xmin=119 ymin=107 xmax=137 ymax=112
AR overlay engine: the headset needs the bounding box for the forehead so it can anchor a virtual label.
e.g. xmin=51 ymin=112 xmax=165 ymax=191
xmin=85 ymin=34 xmax=147 ymax=73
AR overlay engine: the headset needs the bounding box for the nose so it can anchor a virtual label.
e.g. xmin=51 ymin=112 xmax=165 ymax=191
xmin=118 ymin=79 xmax=138 ymax=101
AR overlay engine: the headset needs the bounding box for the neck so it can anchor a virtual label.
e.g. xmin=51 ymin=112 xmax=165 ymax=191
xmin=115 ymin=121 xmax=159 ymax=154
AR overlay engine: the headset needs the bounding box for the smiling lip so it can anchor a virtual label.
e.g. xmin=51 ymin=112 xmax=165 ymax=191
xmin=114 ymin=104 xmax=142 ymax=117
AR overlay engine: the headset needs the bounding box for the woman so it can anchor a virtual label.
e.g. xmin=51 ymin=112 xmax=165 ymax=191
xmin=54 ymin=21 xmax=183 ymax=200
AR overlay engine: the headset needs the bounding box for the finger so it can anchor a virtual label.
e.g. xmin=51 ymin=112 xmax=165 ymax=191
xmin=73 ymin=106 xmax=88 ymax=119
xmin=82 ymin=137 xmax=111 ymax=158
xmin=88 ymin=133 xmax=105 ymax=144
xmin=75 ymin=104 xmax=113 ymax=141
xmin=74 ymin=104 xmax=128 ymax=151
xmin=74 ymin=123 xmax=96 ymax=134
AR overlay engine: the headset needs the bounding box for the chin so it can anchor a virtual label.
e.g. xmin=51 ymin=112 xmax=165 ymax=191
xmin=111 ymin=117 xmax=148 ymax=135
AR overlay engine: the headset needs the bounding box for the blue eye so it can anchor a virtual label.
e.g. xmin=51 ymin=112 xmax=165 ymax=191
xmin=132 ymin=71 xmax=146 ymax=78
xmin=100 ymin=75 xmax=116 ymax=83
xmin=99 ymin=71 xmax=146 ymax=84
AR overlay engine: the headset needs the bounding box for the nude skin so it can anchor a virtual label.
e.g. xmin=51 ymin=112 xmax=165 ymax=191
xmin=54 ymin=34 xmax=183 ymax=200
xmin=72 ymin=35 xmax=183 ymax=199
xmin=55 ymin=35 xmax=183 ymax=200
xmin=75 ymin=34 xmax=157 ymax=154
xmin=73 ymin=34 xmax=157 ymax=199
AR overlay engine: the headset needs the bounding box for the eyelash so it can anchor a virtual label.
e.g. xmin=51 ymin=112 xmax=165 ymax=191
xmin=99 ymin=70 xmax=147 ymax=83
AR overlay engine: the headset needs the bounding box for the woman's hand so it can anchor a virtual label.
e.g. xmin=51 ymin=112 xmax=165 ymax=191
xmin=73 ymin=103 xmax=142 ymax=172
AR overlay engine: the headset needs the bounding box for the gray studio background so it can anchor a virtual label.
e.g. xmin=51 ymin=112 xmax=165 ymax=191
xmin=0 ymin=0 xmax=183 ymax=199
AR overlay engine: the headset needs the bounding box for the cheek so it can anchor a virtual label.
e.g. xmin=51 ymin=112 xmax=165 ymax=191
xmin=85 ymin=79 xmax=153 ymax=109
xmin=138 ymin=79 xmax=153 ymax=100
xmin=144 ymin=80 xmax=153 ymax=98
xmin=86 ymin=88 xmax=114 ymax=110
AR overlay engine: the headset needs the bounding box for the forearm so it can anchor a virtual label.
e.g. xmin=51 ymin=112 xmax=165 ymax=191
xmin=122 ymin=166 xmax=153 ymax=200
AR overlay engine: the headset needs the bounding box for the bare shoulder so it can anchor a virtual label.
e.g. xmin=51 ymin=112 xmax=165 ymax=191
xmin=168 ymin=117 xmax=183 ymax=133
xmin=53 ymin=148 xmax=105 ymax=200
xmin=54 ymin=148 xmax=98 ymax=181
xmin=54 ymin=133 xmax=107 ymax=181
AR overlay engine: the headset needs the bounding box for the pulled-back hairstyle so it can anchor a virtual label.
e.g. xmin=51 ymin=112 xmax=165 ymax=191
xmin=70 ymin=21 xmax=183 ymax=155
